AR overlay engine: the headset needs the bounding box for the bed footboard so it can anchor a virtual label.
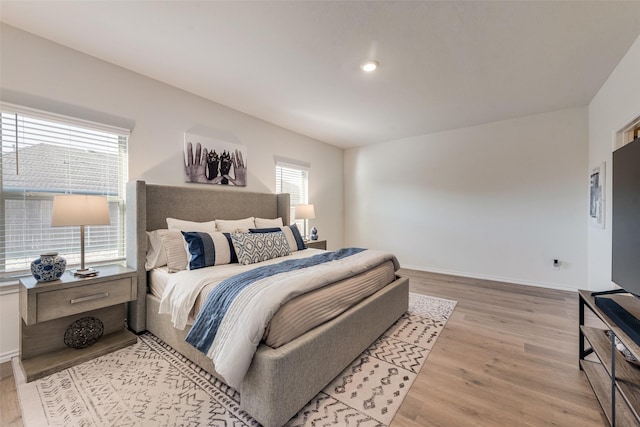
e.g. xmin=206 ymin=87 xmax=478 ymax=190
xmin=146 ymin=275 xmax=409 ymax=427
xmin=242 ymin=275 xmax=409 ymax=427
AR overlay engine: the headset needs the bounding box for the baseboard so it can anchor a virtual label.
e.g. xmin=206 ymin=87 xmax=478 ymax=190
xmin=400 ymin=264 xmax=579 ymax=293
xmin=0 ymin=349 xmax=19 ymax=364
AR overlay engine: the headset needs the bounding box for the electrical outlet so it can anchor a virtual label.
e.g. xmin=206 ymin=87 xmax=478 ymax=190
xmin=553 ymin=259 xmax=561 ymax=269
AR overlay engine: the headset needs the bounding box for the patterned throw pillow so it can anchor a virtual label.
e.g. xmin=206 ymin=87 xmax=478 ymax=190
xmin=231 ymin=231 xmax=291 ymax=265
xmin=181 ymin=231 xmax=238 ymax=270
xmin=249 ymin=225 xmax=307 ymax=252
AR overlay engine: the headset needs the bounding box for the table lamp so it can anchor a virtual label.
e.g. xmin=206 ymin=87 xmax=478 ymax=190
xmin=294 ymin=204 xmax=315 ymax=240
xmin=51 ymin=195 xmax=110 ymax=275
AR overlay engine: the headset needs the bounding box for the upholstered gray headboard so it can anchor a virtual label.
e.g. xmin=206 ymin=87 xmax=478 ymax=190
xmin=125 ymin=180 xmax=290 ymax=333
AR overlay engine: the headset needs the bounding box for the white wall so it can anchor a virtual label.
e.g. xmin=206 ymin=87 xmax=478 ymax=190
xmin=0 ymin=24 xmax=343 ymax=361
xmin=588 ymin=34 xmax=640 ymax=291
xmin=0 ymin=25 xmax=343 ymax=234
xmin=345 ymin=107 xmax=589 ymax=290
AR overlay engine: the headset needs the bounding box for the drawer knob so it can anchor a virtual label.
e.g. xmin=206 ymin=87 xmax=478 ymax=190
xmin=70 ymin=292 xmax=109 ymax=304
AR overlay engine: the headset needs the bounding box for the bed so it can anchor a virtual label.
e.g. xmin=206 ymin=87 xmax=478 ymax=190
xmin=125 ymin=180 xmax=409 ymax=426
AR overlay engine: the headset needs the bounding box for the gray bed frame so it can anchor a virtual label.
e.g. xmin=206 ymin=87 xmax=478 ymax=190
xmin=126 ymin=180 xmax=409 ymax=427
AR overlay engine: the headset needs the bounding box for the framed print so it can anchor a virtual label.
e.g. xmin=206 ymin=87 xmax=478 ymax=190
xmin=183 ymin=133 xmax=247 ymax=186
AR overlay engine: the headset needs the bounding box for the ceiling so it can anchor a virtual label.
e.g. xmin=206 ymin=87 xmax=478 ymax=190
xmin=1 ymin=1 xmax=640 ymax=149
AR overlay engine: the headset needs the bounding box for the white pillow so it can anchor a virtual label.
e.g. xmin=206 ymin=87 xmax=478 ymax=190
xmin=166 ymin=217 xmax=217 ymax=233
xmin=255 ymin=217 xmax=283 ymax=228
xmin=159 ymin=230 xmax=189 ymax=272
xmin=216 ymin=217 xmax=256 ymax=233
xmin=144 ymin=229 xmax=189 ymax=272
xmin=145 ymin=230 xmax=167 ymax=270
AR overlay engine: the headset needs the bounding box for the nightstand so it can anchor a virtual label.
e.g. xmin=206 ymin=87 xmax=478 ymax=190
xmin=19 ymin=265 xmax=137 ymax=382
xmin=306 ymin=240 xmax=327 ymax=250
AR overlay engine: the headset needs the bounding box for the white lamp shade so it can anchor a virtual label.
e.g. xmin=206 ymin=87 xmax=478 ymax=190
xmin=51 ymin=195 xmax=111 ymax=226
xmin=294 ymin=204 xmax=315 ymax=220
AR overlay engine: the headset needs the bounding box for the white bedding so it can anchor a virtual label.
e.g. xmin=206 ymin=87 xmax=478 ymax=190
xmin=151 ymin=258 xmax=397 ymax=347
xmin=184 ymin=248 xmax=400 ymax=388
xmin=158 ymin=248 xmax=326 ymax=330
xmin=158 ymin=247 xmax=400 ymax=388
xmin=148 ymin=267 xmax=170 ymax=298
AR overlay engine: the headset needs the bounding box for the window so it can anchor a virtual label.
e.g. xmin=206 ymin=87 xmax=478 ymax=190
xmin=1 ymin=104 xmax=129 ymax=279
xmin=275 ymin=160 xmax=309 ymax=228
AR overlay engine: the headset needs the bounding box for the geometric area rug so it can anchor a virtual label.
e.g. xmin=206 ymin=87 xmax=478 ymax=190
xmin=14 ymin=293 xmax=456 ymax=427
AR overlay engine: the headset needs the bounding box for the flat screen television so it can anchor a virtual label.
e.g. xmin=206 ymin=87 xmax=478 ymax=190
xmin=612 ymin=136 xmax=640 ymax=297
xmin=601 ymin=136 xmax=640 ymax=346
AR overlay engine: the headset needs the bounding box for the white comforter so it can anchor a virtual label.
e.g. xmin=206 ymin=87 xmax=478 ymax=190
xmin=159 ymin=248 xmax=399 ymax=389
xmin=159 ymin=249 xmax=325 ymax=330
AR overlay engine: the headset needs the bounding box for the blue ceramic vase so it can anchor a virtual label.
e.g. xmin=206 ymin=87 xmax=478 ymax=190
xmin=31 ymin=252 xmax=66 ymax=282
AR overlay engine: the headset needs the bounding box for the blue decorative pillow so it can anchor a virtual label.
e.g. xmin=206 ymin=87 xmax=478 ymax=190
xmin=250 ymin=225 xmax=307 ymax=252
xmin=222 ymin=232 xmax=239 ymax=264
xmin=249 ymin=227 xmax=281 ymax=233
xmin=288 ymin=223 xmax=307 ymax=251
xmin=231 ymin=231 xmax=291 ymax=265
xmin=181 ymin=231 xmax=237 ymax=270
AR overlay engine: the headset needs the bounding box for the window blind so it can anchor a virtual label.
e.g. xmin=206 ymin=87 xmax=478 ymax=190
xmin=1 ymin=104 xmax=129 ymax=278
xmin=275 ymin=161 xmax=309 ymax=229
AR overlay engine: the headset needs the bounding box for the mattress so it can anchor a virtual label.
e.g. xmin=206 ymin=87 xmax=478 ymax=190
xmin=149 ymin=256 xmax=397 ymax=348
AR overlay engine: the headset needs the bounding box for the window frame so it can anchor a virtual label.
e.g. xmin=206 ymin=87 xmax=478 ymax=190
xmin=1 ymin=103 xmax=130 ymax=279
xmin=275 ymin=159 xmax=310 ymax=229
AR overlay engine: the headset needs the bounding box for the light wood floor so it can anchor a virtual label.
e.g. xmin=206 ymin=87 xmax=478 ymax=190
xmin=0 ymin=358 xmax=21 ymax=427
xmin=0 ymin=270 xmax=606 ymax=427
xmin=392 ymin=269 xmax=606 ymax=427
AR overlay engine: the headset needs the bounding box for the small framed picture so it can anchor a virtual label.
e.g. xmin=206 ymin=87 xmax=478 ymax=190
xmin=589 ymin=161 xmax=605 ymax=228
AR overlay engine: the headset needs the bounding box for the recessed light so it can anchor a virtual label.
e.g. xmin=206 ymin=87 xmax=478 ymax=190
xmin=361 ymin=60 xmax=379 ymax=72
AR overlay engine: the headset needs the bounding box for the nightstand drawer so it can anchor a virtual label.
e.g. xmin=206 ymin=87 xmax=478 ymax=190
xmin=36 ymin=278 xmax=134 ymax=323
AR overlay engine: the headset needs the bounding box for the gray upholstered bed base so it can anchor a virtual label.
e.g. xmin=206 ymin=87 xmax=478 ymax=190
xmin=146 ymin=278 xmax=408 ymax=426
xmin=126 ymin=181 xmax=409 ymax=426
